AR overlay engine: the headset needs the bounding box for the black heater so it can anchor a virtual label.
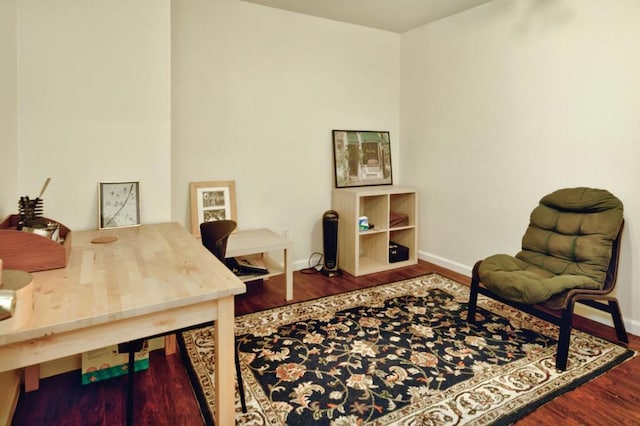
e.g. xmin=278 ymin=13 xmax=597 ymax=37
xmin=322 ymin=210 xmax=342 ymax=277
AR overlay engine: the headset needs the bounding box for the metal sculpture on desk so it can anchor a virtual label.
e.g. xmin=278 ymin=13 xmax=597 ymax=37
xmin=17 ymin=177 xmax=50 ymax=230
xmin=0 ymin=258 xmax=33 ymax=335
xmin=0 ymin=291 xmax=16 ymax=321
xmin=0 ymin=260 xmax=17 ymax=321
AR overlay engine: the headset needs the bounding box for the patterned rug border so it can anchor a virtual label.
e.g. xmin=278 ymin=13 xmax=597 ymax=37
xmin=178 ymin=273 xmax=636 ymax=425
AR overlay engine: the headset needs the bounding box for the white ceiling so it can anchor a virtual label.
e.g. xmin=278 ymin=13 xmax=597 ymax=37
xmin=239 ymin=0 xmax=493 ymax=33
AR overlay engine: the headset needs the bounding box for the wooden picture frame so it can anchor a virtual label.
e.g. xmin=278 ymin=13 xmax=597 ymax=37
xmin=333 ymin=130 xmax=393 ymax=188
xmin=190 ymin=180 xmax=237 ymax=237
xmin=98 ymin=181 xmax=141 ymax=229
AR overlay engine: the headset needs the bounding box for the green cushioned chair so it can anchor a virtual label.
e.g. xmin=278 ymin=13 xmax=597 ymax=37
xmin=466 ymin=187 xmax=628 ymax=370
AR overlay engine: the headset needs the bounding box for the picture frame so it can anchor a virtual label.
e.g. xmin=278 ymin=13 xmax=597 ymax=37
xmin=332 ymin=130 xmax=393 ymax=188
xmin=190 ymin=180 xmax=237 ymax=237
xmin=98 ymin=181 xmax=141 ymax=229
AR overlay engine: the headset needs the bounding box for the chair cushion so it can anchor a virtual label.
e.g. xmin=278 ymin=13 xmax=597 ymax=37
xmin=479 ymin=253 xmax=602 ymax=304
xmin=479 ymin=188 xmax=623 ymax=304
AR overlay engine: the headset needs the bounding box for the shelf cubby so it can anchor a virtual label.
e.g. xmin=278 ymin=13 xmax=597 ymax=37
xmin=332 ymin=186 xmax=418 ymax=276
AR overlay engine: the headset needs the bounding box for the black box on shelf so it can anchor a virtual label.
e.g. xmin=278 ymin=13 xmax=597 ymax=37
xmin=389 ymin=241 xmax=409 ymax=263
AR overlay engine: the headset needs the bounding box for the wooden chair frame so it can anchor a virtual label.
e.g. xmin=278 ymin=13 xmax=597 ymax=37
xmin=467 ymin=221 xmax=628 ymax=371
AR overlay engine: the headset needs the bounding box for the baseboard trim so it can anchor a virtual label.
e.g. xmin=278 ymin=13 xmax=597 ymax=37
xmin=418 ymin=251 xmax=472 ymax=277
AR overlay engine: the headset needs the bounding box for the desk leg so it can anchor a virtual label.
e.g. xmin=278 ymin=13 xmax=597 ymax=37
xmin=214 ymin=296 xmax=236 ymax=425
xmin=164 ymin=334 xmax=177 ymax=355
xmin=284 ymin=248 xmax=293 ymax=301
xmin=24 ymin=365 xmax=40 ymax=392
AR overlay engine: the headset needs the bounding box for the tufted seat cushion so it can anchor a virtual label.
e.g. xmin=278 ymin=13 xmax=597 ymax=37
xmin=478 ymin=188 xmax=624 ymax=304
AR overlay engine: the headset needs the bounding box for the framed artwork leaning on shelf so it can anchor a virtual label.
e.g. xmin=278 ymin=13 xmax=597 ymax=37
xmin=333 ymin=130 xmax=393 ymax=188
xmin=98 ymin=181 xmax=141 ymax=229
xmin=190 ymin=180 xmax=237 ymax=237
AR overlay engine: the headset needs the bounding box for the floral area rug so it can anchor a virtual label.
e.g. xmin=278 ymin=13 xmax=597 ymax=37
xmin=178 ymin=274 xmax=635 ymax=425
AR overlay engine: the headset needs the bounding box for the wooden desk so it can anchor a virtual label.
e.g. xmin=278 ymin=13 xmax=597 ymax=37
xmin=227 ymin=228 xmax=293 ymax=300
xmin=0 ymin=222 xmax=246 ymax=425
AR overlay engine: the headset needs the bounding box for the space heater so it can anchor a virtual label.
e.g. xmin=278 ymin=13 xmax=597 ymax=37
xmin=321 ymin=210 xmax=341 ymax=277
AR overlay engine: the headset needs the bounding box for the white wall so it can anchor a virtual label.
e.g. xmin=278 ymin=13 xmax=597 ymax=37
xmin=171 ymin=0 xmax=400 ymax=263
xmin=7 ymin=0 xmax=399 ymax=265
xmin=16 ymin=0 xmax=171 ymax=230
xmin=0 ymin=0 xmax=17 ymax=220
xmin=6 ymin=0 xmax=400 ymax=268
xmin=401 ymin=0 xmax=640 ymax=332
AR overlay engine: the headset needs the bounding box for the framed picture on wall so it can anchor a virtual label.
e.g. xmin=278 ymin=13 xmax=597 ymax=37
xmin=190 ymin=180 xmax=237 ymax=237
xmin=333 ymin=130 xmax=393 ymax=188
xmin=98 ymin=181 xmax=141 ymax=229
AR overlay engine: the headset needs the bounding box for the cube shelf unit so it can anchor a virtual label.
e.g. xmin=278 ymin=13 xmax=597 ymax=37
xmin=332 ymin=186 xmax=418 ymax=276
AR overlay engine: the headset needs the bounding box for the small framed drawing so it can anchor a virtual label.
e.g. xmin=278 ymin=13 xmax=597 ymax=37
xmin=98 ymin=181 xmax=141 ymax=229
xmin=332 ymin=130 xmax=393 ymax=188
xmin=190 ymin=180 xmax=237 ymax=237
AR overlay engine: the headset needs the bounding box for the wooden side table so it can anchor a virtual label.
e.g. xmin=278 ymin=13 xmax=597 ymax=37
xmin=227 ymin=228 xmax=293 ymax=301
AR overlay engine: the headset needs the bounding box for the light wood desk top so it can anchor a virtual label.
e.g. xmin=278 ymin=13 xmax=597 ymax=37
xmin=0 ymin=222 xmax=245 ymax=347
xmin=0 ymin=222 xmax=245 ymax=424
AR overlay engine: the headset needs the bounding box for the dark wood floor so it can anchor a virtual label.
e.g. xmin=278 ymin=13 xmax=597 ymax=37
xmin=11 ymin=261 xmax=640 ymax=425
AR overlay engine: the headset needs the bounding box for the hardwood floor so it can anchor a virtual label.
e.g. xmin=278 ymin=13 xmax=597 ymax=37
xmin=10 ymin=261 xmax=640 ymax=425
